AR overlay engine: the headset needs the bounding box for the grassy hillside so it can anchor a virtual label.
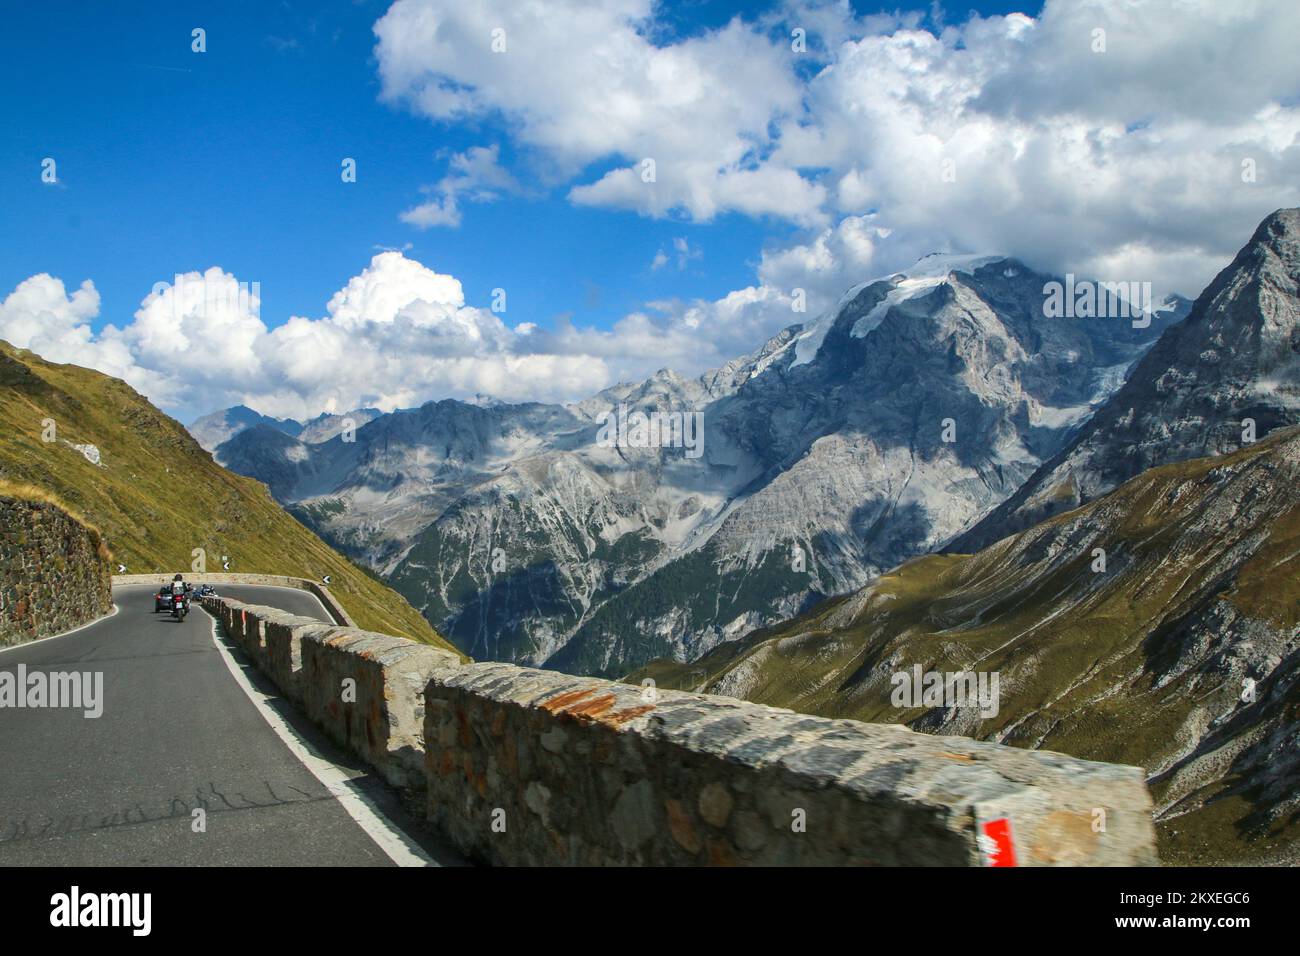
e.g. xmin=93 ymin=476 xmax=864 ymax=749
xmin=0 ymin=478 xmax=104 ymax=535
xmin=634 ymin=426 xmax=1300 ymax=865
xmin=0 ymin=341 xmax=458 ymax=655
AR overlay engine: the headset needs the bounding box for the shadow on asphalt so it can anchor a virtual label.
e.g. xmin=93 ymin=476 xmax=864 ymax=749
xmin=0 ymin=781 xmax=351 ymax=850
xmin=8 ymin=646 xmax=220 ymax=668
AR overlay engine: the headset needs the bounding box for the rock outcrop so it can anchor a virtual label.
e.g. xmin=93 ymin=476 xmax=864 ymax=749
xmin=957 ymin=207 xmax=1300 ymax=551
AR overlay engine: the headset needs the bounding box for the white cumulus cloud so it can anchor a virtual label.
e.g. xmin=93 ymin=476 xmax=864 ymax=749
xmin=401 ymin=144 xmax=522 ymax=229
xmin=0 ymin=252 xmax=802 ymax=423
xmin=374 ymin=0 xmax=818 ymax=224
xmin=375 ymin=0 xmax=1300 ymax=299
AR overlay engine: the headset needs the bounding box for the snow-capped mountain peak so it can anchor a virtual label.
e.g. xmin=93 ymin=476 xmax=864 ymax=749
xmin=789 ymin=253 xmax=1007 ymax=368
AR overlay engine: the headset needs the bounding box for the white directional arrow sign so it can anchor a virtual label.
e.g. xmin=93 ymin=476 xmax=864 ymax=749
xmin=117 ymin=564 xmax=127 ymax=573
xmin=322 ymin=575 xmax=331 ymax=585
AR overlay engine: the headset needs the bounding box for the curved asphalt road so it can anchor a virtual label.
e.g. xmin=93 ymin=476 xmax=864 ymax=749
xmin=0 ymin=583 xmax=454 ymax=866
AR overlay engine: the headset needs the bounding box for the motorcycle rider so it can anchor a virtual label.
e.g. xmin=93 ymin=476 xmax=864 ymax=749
xmin=169 ymin=573 xmax=190 ymax=614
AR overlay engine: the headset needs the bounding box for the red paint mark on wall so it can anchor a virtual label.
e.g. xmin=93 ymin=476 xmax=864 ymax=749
xmin=979 ymin=817 xmax=1017 ymax=867
xmin=540 ymin=687 xmax=656 ymax=727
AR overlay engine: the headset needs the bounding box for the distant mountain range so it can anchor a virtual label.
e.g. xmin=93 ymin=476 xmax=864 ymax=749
xmin=190 ymin=404 xmax=383 ymax=452
xmin=198 ymin=252 xmax=1189 ymax=675
xmin=633 ymin=208 xmax=1300 ymax=865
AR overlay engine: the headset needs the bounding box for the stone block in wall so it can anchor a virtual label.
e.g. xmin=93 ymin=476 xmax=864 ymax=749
xmin=262 ymin=615 xmax=337 ymax=705
xmin=222 ymin=602 xmax=238 ymax=643
xmin=299 ymin=627 xmax=463 ymax=790
xmin=422 ymin=664 xmax=1158 ymax=867
xmin=242 ymin=605 xmax=278 ymax=664
xmin=229 ymin=602 xmax=262 ymax=658
xmin=215 ymin=599 xmax=249 ymax=647
xmin=207 ymin=599 xmax=317 ymax=692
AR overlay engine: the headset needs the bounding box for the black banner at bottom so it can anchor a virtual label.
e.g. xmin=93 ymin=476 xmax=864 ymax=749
xmin=0 ymin=865 xmax=1285 ymax=942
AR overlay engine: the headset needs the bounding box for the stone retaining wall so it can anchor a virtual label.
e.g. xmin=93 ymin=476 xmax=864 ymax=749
xmin=1 ymin=494 xmax=112 ymax=646
xmin=205 ymin=595 xmax=1159 ymax=867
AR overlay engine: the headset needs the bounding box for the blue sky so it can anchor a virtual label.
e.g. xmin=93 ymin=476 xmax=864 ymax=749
xmin=1 ymin=1 xmax=1036 ymax=340
xmin=2 ymin=0 xmax=757 ymax=333
xmin=1 ymin=1 xmax=1294 ymax=421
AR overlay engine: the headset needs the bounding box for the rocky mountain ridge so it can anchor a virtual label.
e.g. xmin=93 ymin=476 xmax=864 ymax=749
xmin=957 ymin=207 xmax=1300 ymax=551
xmin=201 ymin=252 xmax=1183 ymax=674
xmin=628 ymin=208 xmax=1300 ymax=864
xmin=190 ymin=403 xmax=382 ymax=455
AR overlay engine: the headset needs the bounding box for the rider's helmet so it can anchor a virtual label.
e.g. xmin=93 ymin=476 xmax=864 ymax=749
xmin=173 ymin=573 xmax=184 ymax=582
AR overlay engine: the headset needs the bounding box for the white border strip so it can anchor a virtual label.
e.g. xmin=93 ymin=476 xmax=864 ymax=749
xmin=204 ymin=613 xmax=437 ymax=867
xmin=0 ymin=602 xmax=120 ymax=656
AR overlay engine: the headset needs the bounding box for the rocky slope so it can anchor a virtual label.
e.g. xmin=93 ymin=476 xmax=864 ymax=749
xmin=547 ymin=255 xmax=1181 ymax=675
xmin=218 ymin=399 xmax=590 ymax=571
xmin=0 ymin=341 xmax=455 ymax=651
xmin=957 ymin=207 xmax=1300 ymax=551
xmin=205 ymin=255 xmax=1182 ymax=675
xmin=634 ymin=425 xmax=1300 ymax=864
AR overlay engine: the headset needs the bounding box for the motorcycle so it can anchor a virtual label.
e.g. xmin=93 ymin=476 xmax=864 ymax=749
xmin=171 ymin=590 xmax=188 ymax=621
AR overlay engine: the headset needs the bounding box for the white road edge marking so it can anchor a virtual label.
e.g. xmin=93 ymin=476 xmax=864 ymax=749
xmin=204 ymin=612 xmax=437 ymax=867
xmin=0 ymin=603 xmax=120 ymax=656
